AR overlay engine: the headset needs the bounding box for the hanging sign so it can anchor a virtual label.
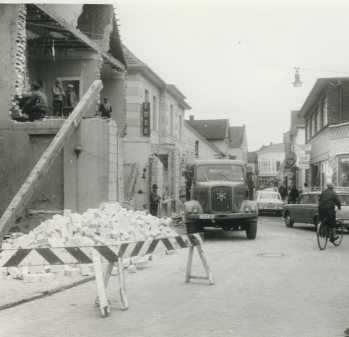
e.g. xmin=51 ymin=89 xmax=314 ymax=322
xmin=294 ymin=144 xmax=312 ymax=152
xmin=325 ymin=166 xmax=333 ymax=178
xmin=142 ymin=102 xmax=150 ymax=137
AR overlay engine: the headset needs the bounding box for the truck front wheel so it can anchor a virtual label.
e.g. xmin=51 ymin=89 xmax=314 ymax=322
xmin=246 ymin=221 xmax=257 ymax=240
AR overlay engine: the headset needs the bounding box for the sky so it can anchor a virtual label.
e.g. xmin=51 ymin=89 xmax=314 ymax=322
xmin=112 ymin=0 xmax=349 ymax=151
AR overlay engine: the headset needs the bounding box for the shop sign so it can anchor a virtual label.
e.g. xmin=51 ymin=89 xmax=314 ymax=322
xmin=142 ymin=102 xmax=150 ymax=137
xmin=294 ymin=144 xmax=312 ymax=152
xmin=297 ymin=154 xmax=309 ymax=169
xmin=339 ymin=156 xmax=349 ymax=163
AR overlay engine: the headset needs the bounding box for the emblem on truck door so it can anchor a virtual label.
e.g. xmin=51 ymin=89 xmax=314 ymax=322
xmin=217 ymin=192 xmax=226 ymax=201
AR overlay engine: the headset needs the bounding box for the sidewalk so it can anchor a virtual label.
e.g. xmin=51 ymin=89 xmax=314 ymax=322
xmin=0 ymin=274 xmax=95 ymax=310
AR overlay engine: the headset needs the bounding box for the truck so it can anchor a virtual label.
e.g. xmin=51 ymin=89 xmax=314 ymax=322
xmin=183 ymin=159 xmax=258 ymax=239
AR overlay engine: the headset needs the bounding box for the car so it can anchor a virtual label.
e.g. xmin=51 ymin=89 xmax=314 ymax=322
xmin=282 ymin=189 xmax=349 ymax=230
xmin=255 ymin=190 xmax=284 ymax=216
xmin=264 ymin=187 xmax=278 ymax=192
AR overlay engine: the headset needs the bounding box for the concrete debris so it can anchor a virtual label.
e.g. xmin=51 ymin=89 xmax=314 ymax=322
xmin=1 ymin=202 xmax=180 ymax=283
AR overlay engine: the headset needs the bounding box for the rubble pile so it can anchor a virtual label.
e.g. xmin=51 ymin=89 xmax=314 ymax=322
xmin=0 ymin=202 xmax=180 ymax=283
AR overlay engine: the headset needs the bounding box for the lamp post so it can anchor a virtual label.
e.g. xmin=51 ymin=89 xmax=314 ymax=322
xmin=293 ymin=67 xmax=302 ymax=87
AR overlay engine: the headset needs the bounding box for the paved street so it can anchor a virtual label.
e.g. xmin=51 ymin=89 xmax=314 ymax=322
xmin=1 ymin=215 xmax=349 ymax=337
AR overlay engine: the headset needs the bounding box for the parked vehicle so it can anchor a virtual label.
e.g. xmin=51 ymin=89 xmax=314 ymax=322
xmin=183 ymin=159 xmax=258 ymax=239
xmin=255 ymin=190 xmax=284 ymax=216
xmin=282 ymin=189 xmax=349 ymax=231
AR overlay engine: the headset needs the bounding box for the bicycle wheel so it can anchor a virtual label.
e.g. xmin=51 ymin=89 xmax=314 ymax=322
xmin=333 ymin=224 xmax=344 ymax=246
xmin=317 ymin=221 xmax=328 ymax=250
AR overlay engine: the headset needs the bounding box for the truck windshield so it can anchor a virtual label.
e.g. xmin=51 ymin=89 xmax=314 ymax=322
xmin=196 ymin=164 xmax=244 ymax=182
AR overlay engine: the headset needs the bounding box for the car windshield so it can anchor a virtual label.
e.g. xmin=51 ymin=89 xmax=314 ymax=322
xmin=260 ymin=193 xmax=280 ymax=200
xmin=196 ymin=164 xmax=244 ymax=182
xmin=338 ymin=195 xmax=349 ymax=206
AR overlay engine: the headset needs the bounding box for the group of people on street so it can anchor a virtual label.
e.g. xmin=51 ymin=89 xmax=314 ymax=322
xmin=278 ymin=182 xmax=311 ymax=204
xmin=18 ymin=79 xmax=112 ymax=121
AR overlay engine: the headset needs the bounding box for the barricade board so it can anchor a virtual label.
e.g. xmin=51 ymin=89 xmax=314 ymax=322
xmin=0 ymin=234 xmax=203 ymax=267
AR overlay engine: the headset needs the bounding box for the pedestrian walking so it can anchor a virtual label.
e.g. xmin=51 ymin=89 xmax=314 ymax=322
xmin=303 ymin=182 xmax=310 ymax=192
xmin=289 ymin=185 xmax=299 ymax=204
xmin=149 ymin=184 xmax=161 ymax=217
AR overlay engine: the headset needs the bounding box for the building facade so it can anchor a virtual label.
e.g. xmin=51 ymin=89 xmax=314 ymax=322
xmin=256 ymin=143 xmax=285 ymax=188
xmin=122 ymin=45 xmax=191 ymax=212
xmin=228 ymin=125 xmax=248 ymax=162
xmin=298 ymin=77 xmax=349 ymax=188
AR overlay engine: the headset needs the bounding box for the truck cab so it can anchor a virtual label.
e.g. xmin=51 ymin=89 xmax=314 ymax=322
xmin=183 ymin=159 xmax=258 ymax=239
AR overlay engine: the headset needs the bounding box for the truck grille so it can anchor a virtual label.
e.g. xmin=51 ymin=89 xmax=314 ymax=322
xmin=211 ymin=186 xmax=232 ymax=212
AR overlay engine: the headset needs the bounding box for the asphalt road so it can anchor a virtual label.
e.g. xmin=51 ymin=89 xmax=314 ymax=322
xmin=1 ymin=215 xmax=349 ymax=337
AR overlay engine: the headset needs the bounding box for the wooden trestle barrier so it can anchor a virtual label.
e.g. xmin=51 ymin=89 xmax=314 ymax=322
xmin=0 ymin=233 xmax=214 ymax=317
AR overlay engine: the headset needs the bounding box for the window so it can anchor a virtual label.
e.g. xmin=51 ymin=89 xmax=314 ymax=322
xmin=307 ymin=194 xmax=318 ymax=204
xmin=170 ymin=104 xmax=174 ymax=136
xmin=276 ymin=161 xmax=281 ymax=171
xmin=195 ymin=141 xmax=199 ymax=157
xmin=316 ymin=106 xmax=321 ymax=131
xmin=152 ymin=96 xmax=157 ymax=130
xmin=229 ymin=155 xmax=237 ymax=160
xmin=322 ymin=97 xmax=328 ymax=126
xmin=306 ymin=119 xmax=310 ymax=141
xmin=179 ymin=115 xmax=182 ymax=142
xmin=299 ymin=195 xmax=309 ymax=204
xmin=145 ymin=90 xmax=149 ymax=102
xmin=261 ymin=161 xmax=268 ymax=172
xmin=311 ymin=113 xmax=315 ymax=137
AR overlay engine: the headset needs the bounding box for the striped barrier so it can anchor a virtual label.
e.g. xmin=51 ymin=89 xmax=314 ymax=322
xmin=0 ymin=233 xmax=214 ymax=317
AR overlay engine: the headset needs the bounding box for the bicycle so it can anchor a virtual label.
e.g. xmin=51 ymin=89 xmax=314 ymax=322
xmin=317 ymin=214 xmax=344 ymax=250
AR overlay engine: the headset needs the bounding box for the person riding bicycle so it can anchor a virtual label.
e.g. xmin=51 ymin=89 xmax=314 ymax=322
xmin=318 ymin=182 xmax=341 ymax=243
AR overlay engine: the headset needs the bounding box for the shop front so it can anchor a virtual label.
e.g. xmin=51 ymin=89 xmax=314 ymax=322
xmin=338 ymin=155 xmax=349 ymax=187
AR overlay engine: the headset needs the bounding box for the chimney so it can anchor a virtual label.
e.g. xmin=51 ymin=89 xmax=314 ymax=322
xmin=189 ymin=115 xmax=194 ymax=121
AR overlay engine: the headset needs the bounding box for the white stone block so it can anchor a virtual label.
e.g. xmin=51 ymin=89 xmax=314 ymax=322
xmin=1 ymin=242 xmax=13 ymax=249
xmin=33 ymin=223 xmax=46 ymax=236
xmin=29 ymin=265 xmax=44 ymax=274
xmin=149 ymin=253 xmax=162 ymax=261
xmin=64 ymin=268 xmax=81 ymax=278
xmin=63 ymin=209 xmax=71 ymax=217
xmin=0 ymin=267 xmax=8 ymax=279
xmin=54 ymin=270 xmax=65 ymax=278
xmin=41 ymin=273 xmax=55 ymax=283
xmin=50 ymin=265 xmax=63 ymax=273
xmin=27 ymin=274 xmax=41 ymax=283
xmin=111 ymin=266 xmax=118 ymax=276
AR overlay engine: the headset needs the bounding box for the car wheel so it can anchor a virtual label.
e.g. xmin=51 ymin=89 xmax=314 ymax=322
xmin=246 ymin=221 xmax=257 ymax=240
xmin=285 ymin=212 xmax=294 ymax=227
xmin=186 ymin=221 xmax=199 ymax=234
xmin=313 ymin=217 xmax=319 ymax=228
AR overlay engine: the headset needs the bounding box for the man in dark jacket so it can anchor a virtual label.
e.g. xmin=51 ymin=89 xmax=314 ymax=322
xmin=22 ymin=81 xmax=47 ymax=121
xmin=318 ymin=182 xmax=341 ymax=242
xmin=149 ymin=184 xmax=161 ymax=217
xmin=289 ymin=185 xmax=299 ymax=204
xmin=99 ymin=97 xmax=113 ymax=118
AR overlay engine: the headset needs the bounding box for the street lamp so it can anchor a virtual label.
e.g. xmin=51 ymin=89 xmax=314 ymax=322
xmin=293 ymin=67 xmax=302 ymax=87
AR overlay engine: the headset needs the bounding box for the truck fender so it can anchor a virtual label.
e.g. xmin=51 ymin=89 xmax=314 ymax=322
xmin=183 ymin=200 xmax=203 ymax=214
xmin=239 ymin=200 xmax=258 ymax=213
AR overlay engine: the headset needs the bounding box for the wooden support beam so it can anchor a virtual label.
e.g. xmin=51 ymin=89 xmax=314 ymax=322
xmin=0 ymin=80 xmax=103 ymax=241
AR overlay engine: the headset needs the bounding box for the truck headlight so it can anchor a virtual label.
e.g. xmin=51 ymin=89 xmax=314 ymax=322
xmin=244 ymin=205 xmax=251 ymax=213
xmin=192 ymin=206 xmax=200 ymax=214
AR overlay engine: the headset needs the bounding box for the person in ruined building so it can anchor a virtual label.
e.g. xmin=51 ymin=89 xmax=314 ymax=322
xmin=64 ymin=84 xmax=78 ymax=116
xmin=149 ymin=184 xmax=161 ymax=217
xmin=21 ymin=81 xmax=47 ymax=122
xmin=52 ymin=79 xmax=65 ymax=116
xmin=99 ymin=97 xmax=113 ymax=118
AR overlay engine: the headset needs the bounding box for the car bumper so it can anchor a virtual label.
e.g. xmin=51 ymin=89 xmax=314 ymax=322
xmin=186 ymin=213 xmax=257 ymax=220
xmin=259 ymin=208 xmax=283 ymax=212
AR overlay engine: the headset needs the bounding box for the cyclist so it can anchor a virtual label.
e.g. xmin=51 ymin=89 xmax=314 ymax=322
xmin=318 ymin=182 xmax=341 ymax=243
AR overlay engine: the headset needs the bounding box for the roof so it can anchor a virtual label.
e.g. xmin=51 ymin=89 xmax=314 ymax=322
xmin=248 ymin=152 xmax=257 ymax=163
xmin=298 ymin=77 xmax=349 ymax=118
xmin=229 ymin=126 xmax=245 ymax=148
xmin=195 ymin=159 xmax=245 ymax=166
xmin=256 ymin=143 xmax=285 ymax=153
xmin=290 ymin=110 xmax=304 ymax=135
xmin=123 ymin=44 xmax=145 ymax=67
xmin=187 ymin=119 xmax=229 ymax=140
xmin=184 ymin=121 xmax=224 ymax=156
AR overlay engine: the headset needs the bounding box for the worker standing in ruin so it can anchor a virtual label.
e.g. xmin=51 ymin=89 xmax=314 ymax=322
xmin=99 ymin=97 xmax=113 ymax=118
xmin=52 ymin=79 xmax=65 ymax=116
xmin=64 ymin=84 xmax=78 ymax=116
xmin=149 ymin=184 xmax=161 ymax=217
